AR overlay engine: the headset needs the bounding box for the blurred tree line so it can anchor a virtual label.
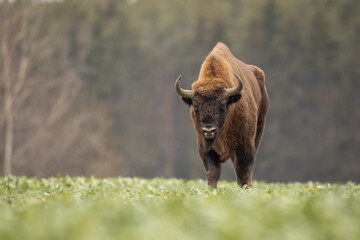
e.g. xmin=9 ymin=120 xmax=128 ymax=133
xmin=0 ymin=0 xmax=359 ymax=182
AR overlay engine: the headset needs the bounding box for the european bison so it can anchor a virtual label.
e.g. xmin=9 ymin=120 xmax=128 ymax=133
xmin=175 ymin=42 xmax=269 ymax=188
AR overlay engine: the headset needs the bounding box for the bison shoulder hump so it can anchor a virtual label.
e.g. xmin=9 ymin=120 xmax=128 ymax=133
xmin=249 ymin=65 xmax=265 ymax=85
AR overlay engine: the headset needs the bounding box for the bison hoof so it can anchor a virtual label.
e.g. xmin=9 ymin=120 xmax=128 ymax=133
xmin=208 ymin=182 xmax=217 ymax=189
xmin=239 ymin=183 xmax=252 ymax=188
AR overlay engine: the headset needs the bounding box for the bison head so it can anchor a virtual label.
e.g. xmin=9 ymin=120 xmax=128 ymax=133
xmin=175 ymin=74 xmax=243 ymax=144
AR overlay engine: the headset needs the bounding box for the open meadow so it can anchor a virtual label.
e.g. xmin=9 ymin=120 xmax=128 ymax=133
xmin=1 ymin=1 xmax=360 ymax=239
xmin=0 ymin=176 xmax=359 ymax=240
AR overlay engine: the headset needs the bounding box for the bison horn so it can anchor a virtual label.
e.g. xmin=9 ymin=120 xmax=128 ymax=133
xmin=175 ymin=75 xmax=194 ymax=99
xmin=225 ymin=73 xmax=243 ymax=97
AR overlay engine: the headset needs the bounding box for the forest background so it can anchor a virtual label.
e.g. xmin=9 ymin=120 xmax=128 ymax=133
xmin=0 ymin=0 xmax=359 ymax=182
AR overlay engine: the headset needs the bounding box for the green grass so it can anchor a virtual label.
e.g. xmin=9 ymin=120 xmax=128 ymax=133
xmin=0 ymin=176 xmax=359 ymax=240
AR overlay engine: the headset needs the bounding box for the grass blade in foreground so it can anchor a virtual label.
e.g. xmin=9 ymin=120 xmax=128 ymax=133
xmin=0 ymin=176 xmax=359 ymax=240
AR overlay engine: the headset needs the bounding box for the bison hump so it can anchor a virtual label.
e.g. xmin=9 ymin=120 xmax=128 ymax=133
xmin=249 ymin=65 xmax=265 ymax=85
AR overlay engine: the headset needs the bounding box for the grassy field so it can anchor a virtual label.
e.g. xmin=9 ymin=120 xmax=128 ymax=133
xmin=0 ymin=176 xmax=359 ymax=240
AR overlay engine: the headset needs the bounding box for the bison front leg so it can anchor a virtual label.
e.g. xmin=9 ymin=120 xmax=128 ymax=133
xmin=200 ymin=149 xmax=221 ymax=189
xmin=232 ymin=145 xmax=256 ymax=188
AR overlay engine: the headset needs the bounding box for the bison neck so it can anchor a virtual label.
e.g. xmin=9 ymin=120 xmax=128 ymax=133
xmin=201 ymin=138 xmax=216 ymax=153
xmin=199 ymin=134 xmax=231 ymax=163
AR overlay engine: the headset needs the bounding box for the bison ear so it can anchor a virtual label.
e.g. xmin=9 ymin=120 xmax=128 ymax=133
xmin=227 ymin=93 xmax=242 ymax=106
xmin=181 ymin=97 xmax=193 ymax=106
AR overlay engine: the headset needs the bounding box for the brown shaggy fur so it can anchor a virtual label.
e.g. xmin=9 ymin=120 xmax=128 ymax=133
xmin=181 ymin=42 xmax=269 ymax=188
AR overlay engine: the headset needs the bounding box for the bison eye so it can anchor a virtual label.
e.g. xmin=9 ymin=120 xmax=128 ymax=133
xmin=220 ymin=105 xmax=226 ymax=113
xmin=194 ymin=106 xmax=199 ymax=113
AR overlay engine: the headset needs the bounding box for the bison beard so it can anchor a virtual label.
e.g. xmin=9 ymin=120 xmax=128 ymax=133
xmin=175 ymin=42 xmax=269 ymax=189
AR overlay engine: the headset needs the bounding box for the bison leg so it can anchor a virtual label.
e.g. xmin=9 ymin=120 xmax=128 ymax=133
xmin=232 ymin=145 xmax=255 ymax=188
xmin=200 ymin=149 xmax=221 ymax=189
